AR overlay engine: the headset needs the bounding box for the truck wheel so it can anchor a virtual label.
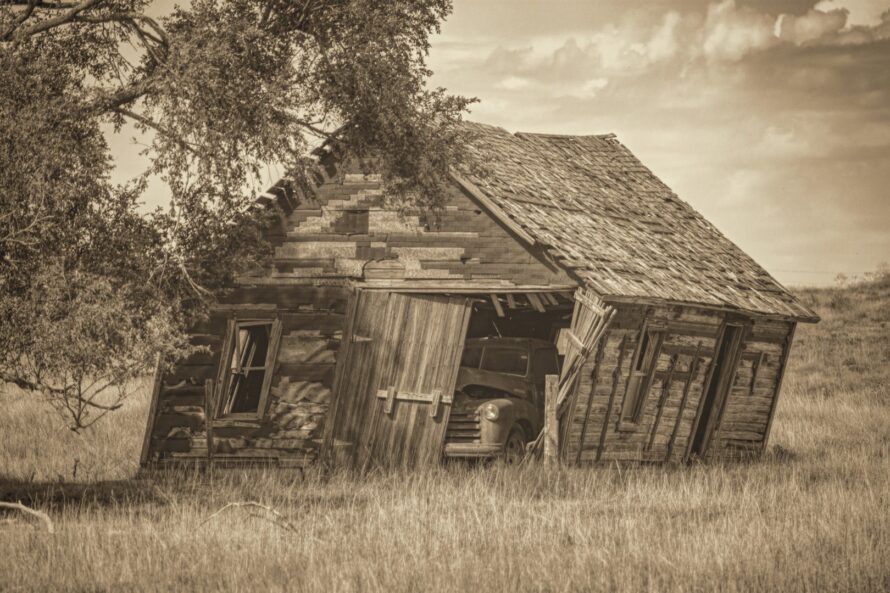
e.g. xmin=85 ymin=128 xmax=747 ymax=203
xmin=503 ymin=425 xmax=527 ymax=464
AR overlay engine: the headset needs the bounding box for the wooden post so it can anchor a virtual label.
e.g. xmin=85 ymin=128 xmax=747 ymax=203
xmin=543 ymin=374 xmax=559 ymax=464
xmin=139 ymin=354 xmax=164 ymax=468
xmin=204 ymin=379 xmax=215 ymax=479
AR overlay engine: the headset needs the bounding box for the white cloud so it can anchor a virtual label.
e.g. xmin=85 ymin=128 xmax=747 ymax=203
xmin=814 ymin=0 xmax=888 ymax=26
xmin=701 ymin=0 xmax=778 ymax=61
xmin=779 ymin=8 xmax=849 ymax=44
xmin=496 ymin=76 xmax=531 ymax=90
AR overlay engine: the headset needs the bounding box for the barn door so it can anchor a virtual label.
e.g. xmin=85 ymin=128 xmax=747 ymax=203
xmin=325 ymin=291 xmax=471 ymax=470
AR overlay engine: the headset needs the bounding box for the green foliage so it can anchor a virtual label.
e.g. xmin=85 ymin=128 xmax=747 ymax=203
xmin=0 ymin=0 xmax=472 ymax=429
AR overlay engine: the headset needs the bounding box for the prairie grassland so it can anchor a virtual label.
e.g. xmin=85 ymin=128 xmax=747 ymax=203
xmin=1 ymin=279 xmax=888 ymax=593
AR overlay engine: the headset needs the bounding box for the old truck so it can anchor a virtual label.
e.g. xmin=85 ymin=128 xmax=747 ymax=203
xmin=444 ymin=336 xmax=561 ymax=462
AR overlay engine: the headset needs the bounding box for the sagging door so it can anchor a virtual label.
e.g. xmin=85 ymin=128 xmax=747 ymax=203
xmin=325 ymin=291 xmax=471 ymax=470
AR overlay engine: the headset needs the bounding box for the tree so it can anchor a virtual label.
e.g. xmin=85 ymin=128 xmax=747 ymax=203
xmin=0 ymin=0 xmax=473 ymax=429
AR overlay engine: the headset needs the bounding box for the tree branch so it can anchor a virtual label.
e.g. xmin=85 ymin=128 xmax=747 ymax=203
xmin=0 ymin=0 xmax=38 ymax=41
xmin=0 ymin=502 xmax=55 ymax=534
xmin=113 ymin=107 xmax=199 ymax=154
xmin=7 ymin=0 xmax=103 ymax=41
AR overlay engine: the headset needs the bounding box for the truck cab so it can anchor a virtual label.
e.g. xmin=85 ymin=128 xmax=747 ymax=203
xmin=444 ymin=337 xmax=561 ymax=462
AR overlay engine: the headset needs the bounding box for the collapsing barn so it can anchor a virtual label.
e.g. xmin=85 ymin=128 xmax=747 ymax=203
xmin=140 ymin=122 xmax=819 ymax=470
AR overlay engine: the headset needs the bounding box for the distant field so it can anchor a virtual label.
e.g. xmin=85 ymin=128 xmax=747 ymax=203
xmin=1 ymin=279 xmax=888 ymax=593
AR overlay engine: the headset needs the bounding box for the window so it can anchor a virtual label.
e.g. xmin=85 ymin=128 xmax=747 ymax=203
xmin=481 ymin=348 xmax=528 ymax=376
xmin=218 ymin=319 xmax=281 ymax=417
xmin=460 ymin=346 xmax=482 ymax=368
xmin=621 ymin=325 xmax=662 ymax=424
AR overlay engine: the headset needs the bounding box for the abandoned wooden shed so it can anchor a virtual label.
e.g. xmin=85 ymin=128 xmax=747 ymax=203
xmin=140 ymin=121 xmax=819 ymax=470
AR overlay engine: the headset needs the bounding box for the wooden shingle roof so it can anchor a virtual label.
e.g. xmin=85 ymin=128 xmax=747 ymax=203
xmin=454 ymin=122 xmax=818 ymax=322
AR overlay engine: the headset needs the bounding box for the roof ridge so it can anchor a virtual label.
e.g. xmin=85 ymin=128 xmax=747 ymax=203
xmin=515 ymin=131 xmax=617 ymax=140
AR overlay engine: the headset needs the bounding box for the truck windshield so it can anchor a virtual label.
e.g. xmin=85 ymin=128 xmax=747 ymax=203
xmin=460 ymin=347 xmax=482 ymax=368
xmin=481 ymin=348 xmax=528 ymax=376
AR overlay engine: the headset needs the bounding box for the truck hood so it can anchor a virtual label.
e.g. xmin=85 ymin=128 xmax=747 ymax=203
xmin=454 ymin=366 xmax=532 ymax=402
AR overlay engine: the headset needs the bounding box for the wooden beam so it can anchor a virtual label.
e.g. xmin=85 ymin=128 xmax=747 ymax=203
xmin=490 ymin=294 xmax=505 ymax=318
xmin=666 ymin=342 xmax=703 ymax=462
xmin=449 ymin=172 xmax=538 ymax=246
xmin=375 ymin=389 xmax=453 ymax=404
xmin=527 ymin=293 xmax=546 ymax=313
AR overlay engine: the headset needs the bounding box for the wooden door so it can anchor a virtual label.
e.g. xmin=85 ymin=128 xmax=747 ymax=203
xmin=325 ymin=291 xmax=471 ymax=470
xmin=690 ymin=324 xmax=746 ymax=457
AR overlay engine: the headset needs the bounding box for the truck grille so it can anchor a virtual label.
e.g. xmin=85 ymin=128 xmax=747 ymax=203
xmin=446 ymin=410 xmax=481 ymax=443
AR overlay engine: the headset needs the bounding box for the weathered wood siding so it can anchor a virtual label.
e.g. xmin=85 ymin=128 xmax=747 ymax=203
xmin=254 ymin=158 xmax=573 ymax=288
xmin=565 ymin=303 xmax=795 ymax=464
xmin=706 ymin=318 xmax=795 ymax=459
xmin=143 ymin=158 xmax=574 ymax=467
xmin=143 ymin=287 xmax=348 ymax=468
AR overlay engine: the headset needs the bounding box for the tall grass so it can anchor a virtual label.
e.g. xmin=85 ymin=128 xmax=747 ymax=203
xmin=1 ymin=279 xmax=888 ymax=592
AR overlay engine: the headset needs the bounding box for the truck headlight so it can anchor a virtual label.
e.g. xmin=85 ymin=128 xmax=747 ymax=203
xmin=482 ymin=403 xmax=500 ymax=421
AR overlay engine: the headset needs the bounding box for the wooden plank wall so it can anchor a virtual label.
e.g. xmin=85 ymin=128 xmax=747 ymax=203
xmin=706 ymin=317 xmax=796 ymax=459
xmin=143 ymin=285 xmax=349 ymax=468
xmin=566 ymin=303 xmax=795 ymax=464
xmin=249 ymin=156 xmax=573 ymax=288
xmin=144 ymin=156 xmax=574 ymax=467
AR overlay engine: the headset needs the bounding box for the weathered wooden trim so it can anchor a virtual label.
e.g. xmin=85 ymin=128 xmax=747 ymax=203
xmin=709 ymin=323 xmax=750 ymax=445
xmin=213 ymin=318 xmax=236 ymax=418
xmin=258 ymin=318 xmax=284 ymax=419
xmin=449 ymin=171 xmax=538 ymax=246
xmin=355 ymin=282 xmax=579 ymax=293
xmin=749 ymin=351 xmax=766 ymax=395
xmin=761 ymin=322 xmax=797 ymax=453
xmin=666 ymin=342 xmax=703 ymax=462
xmin=139 ymin=355 xmax=164 ymax=467
xmin=631 ymin=331 xmax=666 ymax=424
xmin=647 ymin=354 xmax=678 ymax=451
xmin=321 ymin=287 xmax=360 ymax=464
xmin=574 ymin=333 xmax=608 ymax=464
xmin=601 ymin=294 xmax=819 ymax=324
xmin=595 ymin=335 xmax=629 ymax=462
xmin=374 ymin=388 xmax=454 ymax=404
xmin=685 ymin=320 xmax=726 ymax=462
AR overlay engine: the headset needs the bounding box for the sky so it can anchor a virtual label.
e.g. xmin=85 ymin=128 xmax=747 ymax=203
xmin=112 ymin=0 xmax=890 ymax=286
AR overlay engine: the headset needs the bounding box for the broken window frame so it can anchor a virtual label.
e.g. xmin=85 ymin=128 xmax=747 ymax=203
xmin=215 ymin=317 xmax=282 ymax=420
xmin=619 ymin=321 xmax=664 ymax=428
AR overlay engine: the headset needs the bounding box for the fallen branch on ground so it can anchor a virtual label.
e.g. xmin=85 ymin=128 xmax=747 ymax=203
xmin=0 ymin=501 xmax=55 ymax=534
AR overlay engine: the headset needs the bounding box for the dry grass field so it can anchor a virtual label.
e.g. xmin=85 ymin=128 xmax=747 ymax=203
xmin=1 ymin=278 xmax=888 ymax=593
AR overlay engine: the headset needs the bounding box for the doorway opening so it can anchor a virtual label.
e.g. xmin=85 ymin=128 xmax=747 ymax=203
xmin=444 ymin=293 xmax=575 ymax=462
xmin=691 ymin=324 xmax=745 ymax=457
